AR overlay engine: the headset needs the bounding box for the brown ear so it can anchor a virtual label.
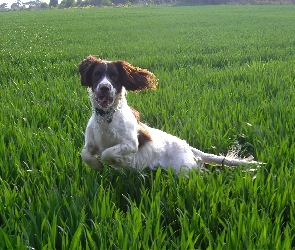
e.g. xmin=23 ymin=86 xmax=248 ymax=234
xmin=115 ymin=60 xmax=158 ymax=92
xmin=78 ymin=55 xmax=101 ymax=87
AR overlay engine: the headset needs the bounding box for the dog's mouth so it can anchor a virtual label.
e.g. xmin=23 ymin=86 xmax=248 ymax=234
xmin=95 ymin=95 xmax=114 ymax=108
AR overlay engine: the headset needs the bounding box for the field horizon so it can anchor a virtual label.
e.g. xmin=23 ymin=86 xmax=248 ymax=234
xmin=1 ymin=5 xmax=295 ymax=249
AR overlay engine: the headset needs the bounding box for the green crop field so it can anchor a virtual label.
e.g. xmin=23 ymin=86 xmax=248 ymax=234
xmin=1 ymin=5 xmax=295 ymax=249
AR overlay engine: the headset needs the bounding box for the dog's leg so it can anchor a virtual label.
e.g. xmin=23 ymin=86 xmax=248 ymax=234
xmin=101 ymin=143 xmax=137 ymax=168
xmin=191 ymin=147 xmax=263 ymax=167
xmin=81 ymin=124 xmax=104 ymax=170
xmin=81 ymin=145 xmax=104 ymax=170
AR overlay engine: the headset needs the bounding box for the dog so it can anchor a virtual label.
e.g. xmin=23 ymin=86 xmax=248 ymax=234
xmin=78 ymin=55 xmax=261 ymax=173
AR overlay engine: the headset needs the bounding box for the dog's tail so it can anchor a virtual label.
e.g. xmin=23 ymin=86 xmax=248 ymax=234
xmin=191 ymin=147 xmax=264 ymax=167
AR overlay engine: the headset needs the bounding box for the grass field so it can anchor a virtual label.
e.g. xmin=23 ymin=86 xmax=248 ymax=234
xmin=1 ymin=5 xmax=295 ymax=249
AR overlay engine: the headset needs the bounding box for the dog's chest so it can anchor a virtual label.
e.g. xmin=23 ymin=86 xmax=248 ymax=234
xmin=92 ymin=111 xmax=136 ymax=150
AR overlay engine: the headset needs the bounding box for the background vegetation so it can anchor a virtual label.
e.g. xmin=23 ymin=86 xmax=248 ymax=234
xmin=0 ymin=5 xmax=295 ymax=249
xmin=1 ymin=0 xmax=295 ymax=11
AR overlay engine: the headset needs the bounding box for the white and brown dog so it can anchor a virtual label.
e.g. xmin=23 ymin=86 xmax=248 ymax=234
xmin=79 ymin=55 xmax=261 ymax=172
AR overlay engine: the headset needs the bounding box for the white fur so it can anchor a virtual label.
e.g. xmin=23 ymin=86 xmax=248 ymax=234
xmin=79 ymin=57 xmax=263 ymax=172
xmin=81 ymin=87 xmax=262 ymax=173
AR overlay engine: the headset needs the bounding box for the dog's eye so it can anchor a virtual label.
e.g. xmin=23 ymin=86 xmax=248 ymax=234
xmin=110 ymin=73 xmax=118 ymax=80
xmin=94 ymin=72 xmax=101 ymax=78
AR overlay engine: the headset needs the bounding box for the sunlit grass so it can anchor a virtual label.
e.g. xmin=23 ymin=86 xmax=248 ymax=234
xmin=0 ymin=5 xmax=295 ymax=249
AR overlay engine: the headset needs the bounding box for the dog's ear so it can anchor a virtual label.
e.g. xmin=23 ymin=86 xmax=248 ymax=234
xmin=78 ymin=55 xmax=101 ymax=87
xmin=114 ymin=60 xmax=158 ymax=92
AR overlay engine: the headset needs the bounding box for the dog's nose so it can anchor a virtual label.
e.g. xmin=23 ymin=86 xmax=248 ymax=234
xmin=100 ymin=86 xmax=109 ymax=91
xmin=99 ymin=83 xmax=111 ymax=91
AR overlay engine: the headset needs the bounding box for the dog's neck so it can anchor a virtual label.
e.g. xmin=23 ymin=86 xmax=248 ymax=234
xmin=94 ymin=108 xmax=116 ymax=123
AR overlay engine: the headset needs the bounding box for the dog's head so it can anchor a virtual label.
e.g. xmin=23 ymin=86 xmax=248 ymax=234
xmin=78 ymin=55 xmax=158 ymax=109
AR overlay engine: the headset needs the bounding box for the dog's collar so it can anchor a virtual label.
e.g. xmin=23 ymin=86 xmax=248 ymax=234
xmin=94 ymin=108 xmax=116 ymax=123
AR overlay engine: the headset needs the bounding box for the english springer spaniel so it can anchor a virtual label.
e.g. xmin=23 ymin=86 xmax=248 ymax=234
xmin=78 ymin=55 xmax=261 ymax=173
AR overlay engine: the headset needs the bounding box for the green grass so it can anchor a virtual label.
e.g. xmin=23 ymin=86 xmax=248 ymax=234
xmin=1 ymin=5 xmax=295 ymax=249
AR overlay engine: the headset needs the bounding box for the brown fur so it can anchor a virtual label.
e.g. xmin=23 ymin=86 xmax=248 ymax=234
xmin=130 ymin=107 xmax=152 ymax=148
xmin=114 ymin=60 xmax=158 ymax=91
xmin=78 ymin=56 xmax=101 ymax=87
xmin=78 ymin=55 xmax=158 ymax=91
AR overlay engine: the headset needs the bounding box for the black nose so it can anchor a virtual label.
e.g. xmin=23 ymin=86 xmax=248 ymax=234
xmin=99 ymin=83 xmax=110 ymax=91
xmin=100 ymin=86 xmax=109 ymax=91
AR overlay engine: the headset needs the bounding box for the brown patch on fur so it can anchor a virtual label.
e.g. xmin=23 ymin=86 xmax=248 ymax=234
xmin=78 ymin=55 xmax=102 ymax=87
xmin=114 ymin=60 xmax=158 ymax=92
xmin=130 ymin=107 xmax=140 ymax=123
xmin=79 ymin=55 xmax=158 ymax=91
xmin=138 ymin=126 xmax=152 ymax=148
xmin=131 ymin=107 xmax=152 ymax=148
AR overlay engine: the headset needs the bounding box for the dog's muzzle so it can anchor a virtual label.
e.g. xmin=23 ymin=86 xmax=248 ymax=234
xmin=94 ymin=81 xmax=115 ymax=108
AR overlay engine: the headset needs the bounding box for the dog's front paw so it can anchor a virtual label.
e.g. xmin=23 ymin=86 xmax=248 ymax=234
xmin=83 ymin=158 xmax=104 ymax=171
xmin=81 ymin=147 xmax=104 ymax=171
xmin=101 ymin=156 xmax=117 ymax=166
xmin=101 ymin=153 xmax=132 ymax=168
